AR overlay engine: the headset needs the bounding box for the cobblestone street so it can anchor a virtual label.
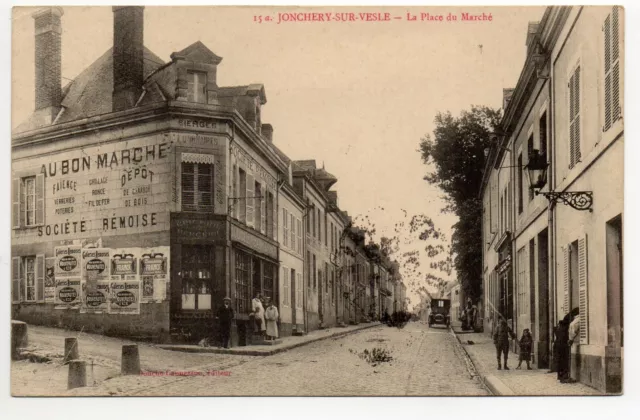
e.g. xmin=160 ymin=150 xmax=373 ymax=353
xmin=59 ymin=322 xmax=488 ymax=396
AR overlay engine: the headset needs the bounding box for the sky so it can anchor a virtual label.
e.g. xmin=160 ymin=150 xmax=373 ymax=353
xmin=11 ymin=5 xmax=546 ymax=308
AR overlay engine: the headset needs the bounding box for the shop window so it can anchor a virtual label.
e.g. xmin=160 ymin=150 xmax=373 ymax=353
xmin=187 ymin=71 xmax=207 ymax=104
xmin=263 ymin=262 xmax=275 ymax=302
xmin=234 ymin=250 xmax=250 ymax=314
xmin=181 ymin=246 xmax=212 ymax=310
xmin=181 ymin=161 xmax=213 ymax=213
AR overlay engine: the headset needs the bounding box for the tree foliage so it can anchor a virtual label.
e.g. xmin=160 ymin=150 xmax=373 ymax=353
xmin=419 ymin=106 xmax=501 ymax=302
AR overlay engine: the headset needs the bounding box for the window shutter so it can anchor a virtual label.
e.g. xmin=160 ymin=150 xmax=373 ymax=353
xmin=19 ymin=179 xmax=26 ymax=228
xmin=12 ymin=178 xmax=20 ymax=229
xmin=36 ymin=254 xmax=45 ymax=302
xmin=578 ymin=234 xmax=589 ymax=344
xmin=612 ymin=6 xmax=621 ymax=121
xmin=19 ymin=258 xmax=25 ymax=302
xmin=260 ymin=185 xmax=266 ymax=234
xmin=273 ymin=196 xmax=278 ymax=241
xmin=12 ymin=257 xmax=20 ymax=303
xmin=35 ymin=173 xmax=45 ymax=225
xmin=563 ymin=246 xmax=570 ymax=316
xmin=246 ymin=173 xmax=254 ymax=227
xmin=291 ymin=214 xmax=295 ymax=249
xmin=574 ymin=67 xmax=581 ymax=162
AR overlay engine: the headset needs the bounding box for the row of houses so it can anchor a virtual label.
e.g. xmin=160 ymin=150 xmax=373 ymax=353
xmin=480 ymin=6 xmax=623 ymax=393
xmin=11 ymin=6 xmax=407 ymax=346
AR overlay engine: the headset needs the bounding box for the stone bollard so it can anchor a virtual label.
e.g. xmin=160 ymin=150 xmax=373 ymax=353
xmin=64 ymin=338 xmax=79 ymax=364
xmin=11 ymin=320 xmax=28 ymax=360
xmin=68 ymin=360 xmax=87 ymax=390
xmin=121 ymin=344 xmax=140 ymax=375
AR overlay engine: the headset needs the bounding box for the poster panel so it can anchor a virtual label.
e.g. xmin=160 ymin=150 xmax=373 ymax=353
xmin=139 ymin=246 xmax=169 ymax=302
xmin=45 ymin=257 xmax=56 ymax=302
xmin=81 ymin=279 xmax=110 ymax=314
xmin=54 ymin=245 xmax=82 ymax=278
xmin=54 ymin=277 xmax=82 ymax=309
xmin=109 ymin=279 xmax=140 ymax=315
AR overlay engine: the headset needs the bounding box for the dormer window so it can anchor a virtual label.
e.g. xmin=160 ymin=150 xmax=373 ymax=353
xmin=188 ymin=71 xmax=207 ymax=104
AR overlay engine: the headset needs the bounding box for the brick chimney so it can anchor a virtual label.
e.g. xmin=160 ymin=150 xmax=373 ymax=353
xmin=261 ymin=124 xmax=273 ymax=142
xmin=32 ymin=7 xmax=63 ymax=122
xmin=112 ymin=6 xmax=144 ymax=112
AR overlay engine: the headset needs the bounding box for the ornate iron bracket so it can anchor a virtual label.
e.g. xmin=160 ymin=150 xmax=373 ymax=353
xmin=535 ymin=191 xmax=593 ymax=212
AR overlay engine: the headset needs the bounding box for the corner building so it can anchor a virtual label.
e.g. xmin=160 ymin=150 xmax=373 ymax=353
xmin=12 ymin=7 xmax=288 ymax=345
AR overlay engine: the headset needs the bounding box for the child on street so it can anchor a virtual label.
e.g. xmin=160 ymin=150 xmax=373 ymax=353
xmin=516 ymin=328 xmax=533 ymax=370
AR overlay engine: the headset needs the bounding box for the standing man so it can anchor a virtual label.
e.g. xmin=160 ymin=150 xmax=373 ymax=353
xmin=493 ymin=317 xmax=516 ymax=370
xmin=216 ymin=297 xmax=234 ymax=349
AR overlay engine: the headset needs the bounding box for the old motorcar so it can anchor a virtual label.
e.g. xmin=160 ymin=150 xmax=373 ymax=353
xmin=428 ymin=298 xmax=451 ymax=328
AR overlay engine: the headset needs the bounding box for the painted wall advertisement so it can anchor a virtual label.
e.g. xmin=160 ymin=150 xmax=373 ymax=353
xmin=140 ymin=246 xmax=169 ymax=303
xmin=54 ymin=245 xmax=82 ymax=309
xmin=81 ymin=248 xmax=111 ymax=314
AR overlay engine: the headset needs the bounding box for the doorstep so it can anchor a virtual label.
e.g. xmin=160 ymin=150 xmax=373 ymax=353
xmin=156 ymin=322 xmax=381 ymax=356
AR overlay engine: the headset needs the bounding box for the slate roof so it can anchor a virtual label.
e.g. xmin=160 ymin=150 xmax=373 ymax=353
xmin=14 ymin=47 xmax=165 ymax=134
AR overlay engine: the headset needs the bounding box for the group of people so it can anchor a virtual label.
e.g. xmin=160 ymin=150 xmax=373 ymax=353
xmin=381 ymin=310 xmax=411 ymax=328
xmin=460 ymin=299 xmax=478 ymax=331
xmin=214 ymin=292 xmax=280 ymax=349
xmin=492 ymin=307 xmax=580 ymax=380
xmin=250 ymin=292 xmax=280 ymax=341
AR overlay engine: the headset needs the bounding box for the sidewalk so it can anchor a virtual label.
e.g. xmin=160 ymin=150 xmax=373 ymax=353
xmin=157 ymin=321 xmax=382 ymax=356
xmin=451 ymin=327 xmax=601 ymax=396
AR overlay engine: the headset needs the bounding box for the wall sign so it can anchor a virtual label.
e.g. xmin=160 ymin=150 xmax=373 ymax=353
xmin=171 ymin=214 xmax=227 ymax=243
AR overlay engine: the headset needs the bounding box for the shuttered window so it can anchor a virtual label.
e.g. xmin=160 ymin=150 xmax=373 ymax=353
xmin=603 ymin=7 xmax=622 ymax=132
xmin=254 ymin=181 xmax=262 ymax=232
xmin=569 ymin=65 xmax=582 ymax=168
xmin=187 ymin=71 xmax=207 ymax=104
xmin=181 ymin=160 xmax=214 ymax=213
xmin=13 ymin=174 xmax=45 ymax=229
xmin=297 ymin=219 xmax=302 ymax=254
xmin=260 ymin=185 xmax=266 ymax=234
xmin=239 ymin=169 xmax=246 ymax=223
xmin=282 ymin=208 xmax=289 ymax=247
xmin=12 ymin=255 xmax=45 ymax=303
xmin=266 ymin=191 xmax=274 ymax=238
xmin=290 ymin=213 xmax=296 ymax=250
xmin=246 ymin=173 xmax=254 ymax=227
xmin=517 ymin=154 xmax=523 ymax=214
xmin=516 ymin=246 xmax=528 ymax=322
xmin=232 ymin=165 xmax=238 ymax=219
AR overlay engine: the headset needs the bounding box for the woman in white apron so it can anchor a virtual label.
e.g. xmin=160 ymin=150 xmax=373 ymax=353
xmin=264 ymin=298 xmax=279 ymax=340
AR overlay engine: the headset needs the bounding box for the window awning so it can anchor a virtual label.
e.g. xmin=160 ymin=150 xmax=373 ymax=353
xmin=181 ymin=152 xmax=215 ymax=165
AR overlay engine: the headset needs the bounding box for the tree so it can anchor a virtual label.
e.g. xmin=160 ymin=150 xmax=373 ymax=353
xmin=419 ymin=105 xmax=501 ymax=302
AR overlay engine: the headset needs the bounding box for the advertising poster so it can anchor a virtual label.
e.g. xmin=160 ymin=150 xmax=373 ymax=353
xmin=109 ymin=279 xmax=141 ymax=315
xmin=139 ymin=246 xmax=170 ymax=302
xmin=54 ymin=245 xmax=82 ymax=278
xmin=81 ymin=279 xmax=110 ymax=314
xmin=54 ymin=277 xmax=82 ymax=309
xmin=44 ymin=258 xmax=56 ymax=302
xmin=110 ymin=249 xmax=138 ymax=281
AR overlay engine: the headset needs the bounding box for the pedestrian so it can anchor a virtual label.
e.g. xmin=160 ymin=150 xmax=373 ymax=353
xmin=516 ymin=328 xmax=533 ymax=370
xmin=216 ymin=297 xmax=234 ymax=349
xmin=264 ymin=298 xmax=279 ymax=340
xmin=493 ymin=317 xmax=516 ymax=370
xmin=252 ymin=292 xmax=266 ymax=336
xmin=548 ymin=323 xmax=559 ymax=374
xmin=557 ymin=308 xmax=579 ymax=383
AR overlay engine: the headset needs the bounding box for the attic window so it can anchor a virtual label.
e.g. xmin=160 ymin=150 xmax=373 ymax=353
xmin=188 ymin=71 xmax=207 ymax=104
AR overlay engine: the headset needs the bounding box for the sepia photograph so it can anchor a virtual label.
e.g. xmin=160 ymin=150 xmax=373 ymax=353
xmin=8 ymin=2 xmax=626 ymax=399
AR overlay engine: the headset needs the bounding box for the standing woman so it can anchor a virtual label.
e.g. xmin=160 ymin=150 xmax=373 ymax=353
xmin=252 ymin=292 xmax=266 ymax=336
xmin=264 ymin=298 xmax=279 ymax=340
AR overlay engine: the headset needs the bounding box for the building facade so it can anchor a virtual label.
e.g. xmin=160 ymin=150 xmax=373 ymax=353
xmin=12 ymin=6 xmax=290 ymax=346
xmin=480 ymin=6 xmax=624 ymax=393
